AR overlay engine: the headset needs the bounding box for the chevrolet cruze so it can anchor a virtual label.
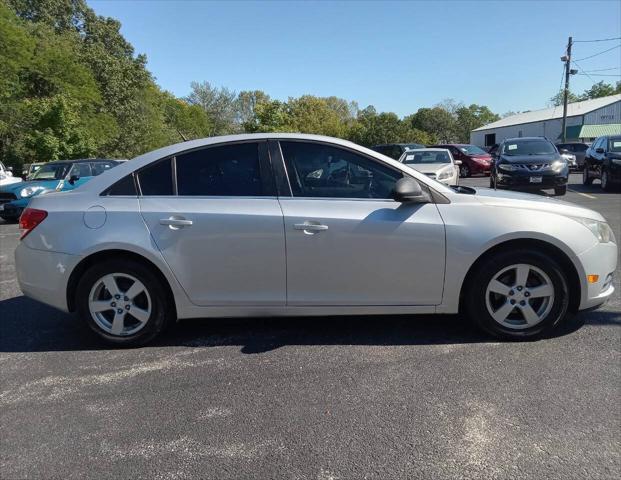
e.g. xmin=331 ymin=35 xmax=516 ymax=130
xmin=14 ymin=134 xmax=617 ymax=346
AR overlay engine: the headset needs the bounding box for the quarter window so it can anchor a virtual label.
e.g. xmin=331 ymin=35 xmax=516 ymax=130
xmin=176 ymin=143 xmax=263 ymax=196
xmin=105 ymin=174 xmax=137 ymax=196
xmin=138 ymin=158 xmax=174 ymax=196
xmin=280 ymin=141 xmax=402 ymax=199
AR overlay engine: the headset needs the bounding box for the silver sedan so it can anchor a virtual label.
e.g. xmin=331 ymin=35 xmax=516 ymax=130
xmin=14 ymin=134 xmax=617 ymax=346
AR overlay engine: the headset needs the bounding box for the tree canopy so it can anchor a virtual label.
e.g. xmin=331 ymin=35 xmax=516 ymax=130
xmin=2 ymin=0 xmax=618 ymax=169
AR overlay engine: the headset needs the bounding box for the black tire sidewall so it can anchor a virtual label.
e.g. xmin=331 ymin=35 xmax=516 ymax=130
xmin=466 ymin=250 xmax=570 ymax=340
xmin=76 ymin=259 xmax=170 ymax=346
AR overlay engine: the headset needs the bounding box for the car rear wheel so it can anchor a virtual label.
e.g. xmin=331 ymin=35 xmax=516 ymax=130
xmin=582 ymin=166 xmax=593 ymax=185
xmin=76 ymin=259 xmax=173 ymax=346
xmin=465 ymin=250 xmax=570 ymax=340
xmin=554 ymin=186 xmax=567 ymax=196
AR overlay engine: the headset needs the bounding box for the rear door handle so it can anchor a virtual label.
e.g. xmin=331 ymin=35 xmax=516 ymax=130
xmin=160 ymin=217 xmax=193 ymax=228
xmin=294 ymin=222 xmax=328 ymax=232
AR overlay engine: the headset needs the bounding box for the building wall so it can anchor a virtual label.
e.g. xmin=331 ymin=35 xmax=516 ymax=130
xmin=470 ymin=116 xmax=582 ymax=146
xmin=583 ymin=101 xmax=620 ymax=125
xmin=470 ymin=100 xmax=621 ymax=147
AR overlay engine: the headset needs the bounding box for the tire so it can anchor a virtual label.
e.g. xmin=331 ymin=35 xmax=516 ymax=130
xmin=554 ymin=186 xmax=567 ymax=196
xmin=601 ymin=169 xmax=613 ymax=191
xmin=489 ymin=175 xmax=495 ymax=188
xmin=460 ymin=163 xmax=471 ymax=178
xmin=465 ymin=249 xmax=570 ymax=340
xmin=76 ymin=258 xmax=173 ymax=346
xmin=582 ymin=166 xmax=593 ymax=185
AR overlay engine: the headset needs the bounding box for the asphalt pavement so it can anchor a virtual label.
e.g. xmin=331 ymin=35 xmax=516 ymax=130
xmin=1 ymin=173 xmax=619 ymax=479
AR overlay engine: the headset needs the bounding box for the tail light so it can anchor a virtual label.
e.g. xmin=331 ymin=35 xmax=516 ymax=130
xmin=19 ymin=208 xmax=48 ymax=239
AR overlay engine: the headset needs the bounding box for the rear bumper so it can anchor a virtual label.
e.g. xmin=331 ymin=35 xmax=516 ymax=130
xmin=15 ymin=243 xmax=82 ymax=313
xmin=577 ymin=241 xmax=618 ymax=310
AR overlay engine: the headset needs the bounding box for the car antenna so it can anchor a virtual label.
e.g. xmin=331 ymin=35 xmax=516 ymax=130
xmin=176 ymin=129 xmax=188 ymax=142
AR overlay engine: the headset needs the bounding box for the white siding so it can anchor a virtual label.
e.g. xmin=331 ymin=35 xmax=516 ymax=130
xmin=583 ymin=101 xmax=621 ymax=125
xmin=470 ymin=116 xmax=582 ymax=146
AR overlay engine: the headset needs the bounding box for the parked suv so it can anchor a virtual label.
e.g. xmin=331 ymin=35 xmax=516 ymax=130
xmin=371 ymin=143 xmax=425 ymax=160
xmin=428 ymin=144 xmax=492 ymax=177
xmin=556 ymin=142 xmax=589 ymax=170
xmin=583 ymin=135 xmax=621 ymax=191
xmin=490 ymin=137 xmax=569 ymax=196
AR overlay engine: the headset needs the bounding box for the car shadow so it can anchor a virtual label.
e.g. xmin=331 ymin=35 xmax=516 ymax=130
xmin=0 ymin=295 xmax=606 ymax=354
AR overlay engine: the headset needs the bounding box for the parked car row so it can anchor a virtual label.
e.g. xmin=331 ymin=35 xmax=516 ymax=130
xmin=0 ymin=159 xmax=123 ymax=221
xmin=14 ymin=133 xmax=616 ymax=347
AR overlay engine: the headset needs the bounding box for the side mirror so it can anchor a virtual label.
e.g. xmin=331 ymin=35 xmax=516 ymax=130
xmin=68 ymin=174 xmax=79 ymax=185
xmin=595 ymin=147 xmax=604 ymax=154
xmin=392 ymin=177 xmax=429 ymax=203
xmin=454 ymin=160 xmax=462 ymax=166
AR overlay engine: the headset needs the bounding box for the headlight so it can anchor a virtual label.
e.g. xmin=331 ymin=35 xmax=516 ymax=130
xmin=436 ymin=167 xmax=453 ymax=181
xmin=551 ymin=160 xmax=567 ymax=172
xmin=612 ymin=159 xmax=621 ymax=165
xmin=572 ymin=217 xmax=616 ymax=244
xmin=19 ymin=186 xmax=45 ymax=198
xmin=498 ymin=163 xmax=518 ymax=171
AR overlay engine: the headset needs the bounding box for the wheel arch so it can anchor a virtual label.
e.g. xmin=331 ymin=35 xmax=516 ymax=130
xmin=66 ymin=249 xmax=177 ymax=315
xmin=459 ymin=238 xmax=582 ymax=313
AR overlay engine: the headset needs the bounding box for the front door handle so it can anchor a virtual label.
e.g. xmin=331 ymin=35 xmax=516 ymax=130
xmin=160 ymin=217 xmax=193 ymax=229
xmin=294 ymin=222 xmax=328 ymax=233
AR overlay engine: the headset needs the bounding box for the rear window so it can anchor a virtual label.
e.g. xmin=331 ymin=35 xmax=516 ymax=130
xmin=138 ymin=158 xmax=173 ymax=195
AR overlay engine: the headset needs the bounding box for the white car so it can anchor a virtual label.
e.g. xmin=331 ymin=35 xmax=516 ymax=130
xmin=0 ymin=161 xmax=22 ymax=187
xmin=14 ymin=134 xmax=617 ymax=346
xmin=399 ymin=148 xmax=460 ymax=186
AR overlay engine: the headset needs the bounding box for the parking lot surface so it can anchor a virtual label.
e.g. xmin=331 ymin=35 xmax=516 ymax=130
xmin=1 ymin=173 xmax=619 ymax=479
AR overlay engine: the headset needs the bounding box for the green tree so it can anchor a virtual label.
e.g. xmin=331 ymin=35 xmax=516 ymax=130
xmin=186 ymin=81 xmax=239 ymax=135
xmin=454 ymin=104 xmax=500 ymax=143
xmin=408 ymin=107 xmax=457 ymax=143
xmin=579 ymin=81 xmax=621 ymax=100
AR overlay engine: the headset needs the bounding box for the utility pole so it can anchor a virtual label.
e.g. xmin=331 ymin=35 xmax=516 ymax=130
xmin=561 ymin=37 xmax=573 ymax=143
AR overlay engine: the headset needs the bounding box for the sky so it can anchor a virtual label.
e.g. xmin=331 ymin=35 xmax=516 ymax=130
xmin=89 ymin=0 xmax=621 ymax=117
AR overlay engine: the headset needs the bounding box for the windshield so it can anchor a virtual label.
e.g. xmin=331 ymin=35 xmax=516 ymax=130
xmin=30 ymin=163 xmax=71 ymax=180
xmin=502 ymin=140 xmax=556 ymax=156
xmin=459 ymin=145 xmax=487 ymax=155
xmin=609 ymin=137 xmax=621 ymax=152
xmin=403 ymin=151 xmax=451 ymax=165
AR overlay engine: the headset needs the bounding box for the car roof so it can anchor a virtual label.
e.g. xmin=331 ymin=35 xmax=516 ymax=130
xmin=44 ymin=158 xmax=121 ymax=165
xmin=503 ymin=137 xmax=549 ymax=142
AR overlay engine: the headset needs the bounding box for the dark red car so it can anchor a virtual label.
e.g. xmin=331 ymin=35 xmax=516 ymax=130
xmin=428 ymin=144 xmax=493 ymax=177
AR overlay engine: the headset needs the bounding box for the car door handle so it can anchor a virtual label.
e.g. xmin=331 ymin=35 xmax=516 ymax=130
xmin=294 ymin=223 xmax=328 ymax=232
xmin=160 ymin=217 xmax=193 ymax=228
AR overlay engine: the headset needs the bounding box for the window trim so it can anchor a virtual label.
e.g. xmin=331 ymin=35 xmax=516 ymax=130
xmin=132 ymin=139 xmax=275 ymax=198
xmin=272 ymin=138 xmax=409 ymax=201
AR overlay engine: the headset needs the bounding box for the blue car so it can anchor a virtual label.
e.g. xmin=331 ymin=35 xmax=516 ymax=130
xmin=0 ymin=159 xmax=122 ymax=221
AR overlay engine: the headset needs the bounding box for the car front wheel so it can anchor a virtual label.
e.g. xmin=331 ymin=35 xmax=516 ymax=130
xmin=460 ymin=163 xmax=471 ymax=178
xmin=76 ymin=259 xmax=173 ymax=346
xmin=465 ymin=250 xmax=570 ymax=340
xmin=601 ymin=169 xmax=613 ymax=191
xmin=554 ymin=186 xmax=567 ymax=196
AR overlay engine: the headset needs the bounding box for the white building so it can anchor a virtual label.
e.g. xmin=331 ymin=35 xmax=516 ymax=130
xmin=470 ymin=94 xmax=621 ymax=147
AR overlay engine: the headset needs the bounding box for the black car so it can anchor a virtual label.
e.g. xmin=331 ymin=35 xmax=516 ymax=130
xmin=490 ymin=137 xmax=569 ymax=196
xmin=583 ymin=135 xmax=621 ymax=191
xmin=371 ymin=143 xmax=426 ymax=160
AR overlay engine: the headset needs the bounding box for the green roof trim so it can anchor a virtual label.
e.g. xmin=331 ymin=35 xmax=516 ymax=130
xmin=560 ymin=124 xmax=621 ymax=139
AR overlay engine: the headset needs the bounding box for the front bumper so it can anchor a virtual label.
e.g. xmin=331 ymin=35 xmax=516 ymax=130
xmin=469 ymin=160 xmax=492 ymax=174
xmin=15 ymin=243 xmax=82 ymax=313
xmin=0 ymin=200 xmax=26 ymax=218
xmin=577 ymin=241 xmax=618 ymax=310
xmin=496 ymin=170 xmax=568 ymax=189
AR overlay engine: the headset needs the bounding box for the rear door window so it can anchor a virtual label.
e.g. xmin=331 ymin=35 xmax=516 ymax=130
xmin=138 ymin=158 xmax=174 ymax=196
xmin=175 ymin=142 xmax=265 ymax=196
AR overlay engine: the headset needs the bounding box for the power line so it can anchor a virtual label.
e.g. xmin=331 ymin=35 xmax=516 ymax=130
xmin=573 ymin=44 xmax=621 ymax=62
xmin=572 ymin=61 xmax=596 ymax=83
xmin=576 ymin=73 xmax=621 ymax=77
xmin=573 ymin=36 xmax=621 ymax=43
xmin=550 ymin=63 xmax=566 ymax=119
xmin=582 ymin=67 xmax=620 ymax=72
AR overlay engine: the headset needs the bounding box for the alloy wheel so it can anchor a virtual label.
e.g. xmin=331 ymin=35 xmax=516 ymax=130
xmin=485 ymin=264 xmax=554 ymax=330
xmin=88 ymin=273 xmax=152 ymax=336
